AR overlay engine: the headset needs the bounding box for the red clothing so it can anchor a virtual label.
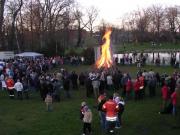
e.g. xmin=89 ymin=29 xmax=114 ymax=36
xmin=126 ymin=80 xmax=132 ymax=92
xmin=98 ymin=95 xmax=106 ymax=103
xmin=133 ymin=80 xmax=140 ymax=92
xmin=6 ymin=78 xmax=14 ymax=90
xmin=171 ymin=92 xmax=177 ymax=105
xmin=139 ymin=76 xmax=144 ymax=87
xmin=161 ymin=85 xmax=169 ymax=100
xmin=102 ymin=99 xmax=119 ymax=120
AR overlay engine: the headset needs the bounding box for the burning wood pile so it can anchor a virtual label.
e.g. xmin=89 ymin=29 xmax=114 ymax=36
xmin=95 ymin=28 xmax=113 ymax=69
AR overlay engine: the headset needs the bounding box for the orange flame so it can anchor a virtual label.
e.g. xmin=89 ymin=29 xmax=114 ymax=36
xmin=96 ymin=28 xmax=113 ymax=69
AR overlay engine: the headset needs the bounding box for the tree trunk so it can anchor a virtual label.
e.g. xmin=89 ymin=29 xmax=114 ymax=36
xmin=9 ymin=0 xmax=23 ymax=51
xmin=90 ymin=26 xmax=93 ymax=37
xmin=0 ymin=0 xmax=5 ymax=49
xmin=76 ymin=23 xmax=82 ymax=47
xmin=15 ymin=21 xmax=21 ymax=53
xmin=10 ymin=16 xmax=16 ymax=50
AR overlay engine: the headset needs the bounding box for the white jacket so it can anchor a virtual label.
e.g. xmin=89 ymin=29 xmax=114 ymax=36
xmin=14 ymin=82 xmax=23 ymax=92
xmin=83 ymin=109 xmax=92 ymax=123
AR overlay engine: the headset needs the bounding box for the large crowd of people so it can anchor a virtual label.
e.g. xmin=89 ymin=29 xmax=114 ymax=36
xmin=0 ymin=56 xmax=84 ymax=101
xmin=0 ymin=56 xmax=179 ymax=135
xmin=80 ymin=67 xmax=179 ymax=134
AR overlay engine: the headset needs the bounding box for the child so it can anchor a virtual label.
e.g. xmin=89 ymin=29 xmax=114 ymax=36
xmin=6 ymin=76 xmax=15 ymax=99
xmin=45 ymin=93 xmax=53 ymax=112
xmin=82 ymin=106 xmax=92 ymax=135
xmin=161 ymin=82 xmax=169 ymax=112
xmin=134 ymin=78 xmax=141 ymax=100
xmin=114 ymin=95 xmax=125 ymax=128
xmin=80 ymin=101 xmax=86 ymax=120
xmin=14 ymin=79 xmax=23 ymax=100
xmin=126 ymin=79 xmax=132 ymax=100
xmin=171 ymin=89 xmax=177 ymax=116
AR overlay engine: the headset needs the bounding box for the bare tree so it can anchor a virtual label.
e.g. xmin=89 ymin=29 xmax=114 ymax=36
xmin=176 ymin=6 xmax=180 ymax=33
xmin=122 ymin=12 xmax=138 ymax=43
xmin=73 ymin=6 xmax=89 ymax=47
xmin=7 ymin=0 xmax=23 ymax=51
xmin=0 ymin=0 xmax=6 ymax=49
xmin=86 ymin=6 xmax=98 ymax=37
xmin=165 ymin=7 xmax=178 ymax=43
xmin=134 ymin=9 xmax=150 ymax=42
xmin=35 ymin=0 xmax=74 ymax=52
xmin=149 ymin=5 xmax=165 ymax=44
xmin=61 ymin=8 xmax=74 ymax=49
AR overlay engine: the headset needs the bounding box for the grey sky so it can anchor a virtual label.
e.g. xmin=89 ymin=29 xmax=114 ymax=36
xmin=77 ymin=0 xmax=180 ymax=25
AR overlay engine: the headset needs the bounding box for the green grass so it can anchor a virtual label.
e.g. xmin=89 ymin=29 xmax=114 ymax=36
xmin=63 ymin=42 xmax=180 ymax=55
xmin=61 ymin=65 xmax=179 ymax=77
xmin=0 ymin=65 xmax=180 ymax=135
xmin=114 ymin=42 xmax=180 ymax=53
xmin=65 ymin=47 xmax=85 ymax=55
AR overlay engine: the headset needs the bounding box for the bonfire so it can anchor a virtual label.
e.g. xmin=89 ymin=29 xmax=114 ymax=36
xmin=95 ymin=28 xmax=113 ymax=69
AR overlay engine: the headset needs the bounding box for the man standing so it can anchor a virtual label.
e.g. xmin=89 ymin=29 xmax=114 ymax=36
xmin=102 ymin=95 xmax=119 ymax=133
xmin=92 ymin=76 xmax=100 ymax=99
xmin=71 ymin=71 xmax=78 ymax=90
xmin=148 ymin=77 xmax=156 ymax=97
xmin=107 ymin=74 xmax=113 ymax=91
xmin=98 ymin=92 xmax=107 ymax=131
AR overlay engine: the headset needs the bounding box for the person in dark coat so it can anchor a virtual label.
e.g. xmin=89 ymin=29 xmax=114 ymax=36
xmin=46 ymin=78 xmax=53 ymax=95
xmin=99 ymin=71 xmax=106 ymax=93
xmin=113 ymin=72 xmax=120 ymax=91
xmin=71 ymin=71 xmax=78 ymax=90
xmin=39 ymin=75 xmax=46 ymax=100
xmin=169 ymin=77 xmax=176 ymax=95
xmin=85 ymin=77 xmax=93 ymax=98
xmin=121 ymin=73 xmax=128 ymax=96
xmin=97 ymin=92 xmax=107 ymax=131
xmin=155 ymin=72 xmax=161 ymax=86
xmin=22 ymin=76 xmax=29 ymax=99
xmin=52 ymin=79 xmax=62 ymax=101
xmin=79 ymin=72 xmax=86 ymax=86
xmin=63 ymin=74 xmax=71 ymax=98
xmin=148 ymin=77 xmax=157 ymax=97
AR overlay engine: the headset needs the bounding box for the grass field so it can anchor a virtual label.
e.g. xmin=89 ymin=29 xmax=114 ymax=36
xmin=114 ymin=43 xmax=180 ymax=53
xmin=0 ymin=65 xmax=180 ymax=135
xmin=64 ymin=42 xmax=180 ymax=56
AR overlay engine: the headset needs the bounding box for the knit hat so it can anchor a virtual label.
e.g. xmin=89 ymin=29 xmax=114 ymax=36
xmin=81 ymin=101 xmax=86 ymax=107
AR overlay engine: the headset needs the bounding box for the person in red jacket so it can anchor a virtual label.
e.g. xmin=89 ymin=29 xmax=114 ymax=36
xmin=139 ymin=75 xmax=145 ymax=99
xmin=6 ymin=76 xmax=15 ymax=99
xmin=171 ymin=89 xmax=177 ymax=116
xmin=161 ymin=82 xmax=170 ymax=111
xmin=102 ymin=95 xmax=119 ymax=133
xmin=133 ymin=78 xmax=141 ymax=100
xmin=126 ymin=79 xmax=132 ymax=100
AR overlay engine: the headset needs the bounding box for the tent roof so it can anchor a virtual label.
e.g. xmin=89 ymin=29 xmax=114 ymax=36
xmin=15 ymin=52 xmax=43 ymax=57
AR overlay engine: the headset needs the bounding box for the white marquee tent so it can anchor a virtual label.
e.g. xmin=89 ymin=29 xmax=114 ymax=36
xmin=15 ymin=52 xmax=43 ymax=58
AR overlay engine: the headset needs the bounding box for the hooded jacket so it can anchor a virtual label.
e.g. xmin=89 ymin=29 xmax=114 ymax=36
xmin=102 ymin=99 xmax=119 ymax=121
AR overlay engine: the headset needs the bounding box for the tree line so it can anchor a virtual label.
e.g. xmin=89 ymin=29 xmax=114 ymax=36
xmin=0 ymin=1 xmax=180 ymax=55
xmin=113 ymin=5 xmax=180 ymax=45
xmin=0 ymin=0 xmax=98 ymax=55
